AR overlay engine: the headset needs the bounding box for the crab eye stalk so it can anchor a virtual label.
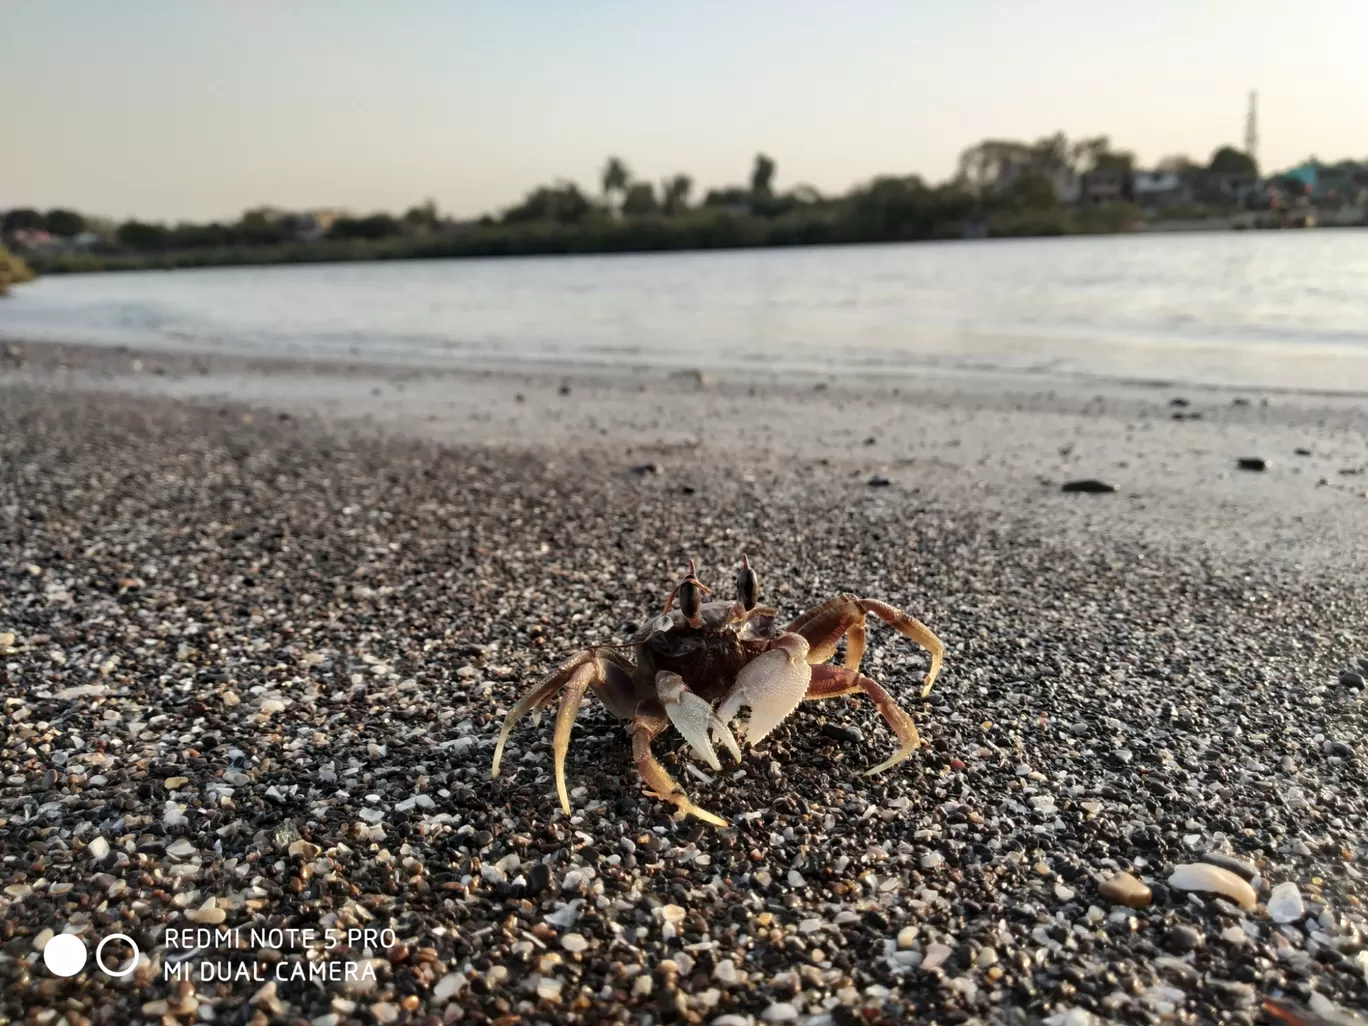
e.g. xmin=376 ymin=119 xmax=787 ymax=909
xmin=736 ymin=554 xmax=760 ymax=610
xmin=663 ymin=558 xmax=712 ymax=627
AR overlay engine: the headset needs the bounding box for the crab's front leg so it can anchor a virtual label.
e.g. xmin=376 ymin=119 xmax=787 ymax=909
xmin=715 ymin=633 xmax=813 ymax=745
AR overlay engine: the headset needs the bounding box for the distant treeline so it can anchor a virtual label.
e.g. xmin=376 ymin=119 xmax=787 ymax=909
xmin=7 ymin=136 xmax=1272 ymax=275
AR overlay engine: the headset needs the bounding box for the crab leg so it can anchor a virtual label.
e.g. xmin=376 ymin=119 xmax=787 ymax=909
xmin=550 ymin=661 xmax=596 ymax=815
xmin=805 ymin=663 xmax=922 ymax=774
xmin=632 ymin=703 xmax=728 ymax=827
xmin=787 ymin=595 xmax=943 ymax=697
xmin=491 ymin=651 xmax=592 ymax=779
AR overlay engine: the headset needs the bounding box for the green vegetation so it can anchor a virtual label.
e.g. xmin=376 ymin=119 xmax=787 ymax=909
xmin=5 ymin=135 xmax=1322 ymax=278
xmin=0 ymin=243 xmax=35 ymax=295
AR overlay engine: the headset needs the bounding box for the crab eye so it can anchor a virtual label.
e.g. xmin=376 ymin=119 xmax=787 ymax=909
xmin=736 ymin=555 xmax=759 ymax=610
xmin=678 ymin=578 xmax=703 ymax=621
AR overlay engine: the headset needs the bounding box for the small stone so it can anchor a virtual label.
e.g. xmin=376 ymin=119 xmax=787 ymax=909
xmin=289 ymin=839 xmax=322 ymax=861
xmin=536 ymin=977 xmax=563 ymax=1002
xmin=1061 ymin=479 xmax=1116 ymax=493
xmin=820 ymin=723 xmax=864 ymax=744
xmin=1099 ymin=871 xmax=1152 ymax=908
xmin=660 ymin=904 xmax=686 ymax=923
xmin=920 ymin=852 xmax=944 ymax=870
xmin=370 ymin=1003 xmax=399 ymax=1024
xmin=922 ymin=943 xmax=952 ymax=971
xmin=1168 ymin=863 xmax=1257 ymax=911
xmin=433 ymin=973 xmax=466 ymax=1000
xmin=187 ymin=898 xmax=226 ymax=925
xmin=88 ymin=836 xmax=110 ymax=860
xmin=164 ymin=776 xmax=189 ymax=790
xmin=33 ymin=928 xmax=54 ymax=951
xmin=561 ymin=932 xmax=588 ymax=953
xmin=526 ymin=862 xmax=551 ymax=896
xmin=632 ymin=974 xmax=653 ymax=997
xmin=896 ymin=926 xmax=918 ymax=950
xmin=1055 ymin=883 xmax=1076 ymax=901
xmin=1166 ymin=924 xmax=1204 ymax=952
xmin=1236 ymin=457 xmax=1268 ymax=471
xmin=867 ymin=475 xmax=892 ymax=488
xmin=761 ymin=1002 xmax=799 ymax=1022
xmin=1199 ymin=852 xmax=1257 ymax=881
xmin=1267 ymin=881 xmax=1305 ymax=923
xmin=167 ymin=839 xmax=196 ymax=858
xmin=1339 ymin=671 xmax=1365 ymax=688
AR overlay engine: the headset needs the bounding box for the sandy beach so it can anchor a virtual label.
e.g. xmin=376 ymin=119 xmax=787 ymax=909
xmin=3 ymin=339 xmax=1368 ymax=1025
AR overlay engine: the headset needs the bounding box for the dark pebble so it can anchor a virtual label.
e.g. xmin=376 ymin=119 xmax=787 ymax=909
xmin=1061 ymin=479 xmax=1116 ymax=493
xmin=820 ymin=723 xmax=865 ymax=744
xmin=629 ymin=462 xmax=662 ymax=476
xmin=867 ymin=475 xmax=891 ymax=487
xmin=1338 ymin=671 xmax=1365 ymax=688
xmin=1236 ymin=457 xmax=1268 ymax=471
xmin=1167 ymin=924 xmax=1204 ymax=952
xmin=525 ymin=862 xmax=551 ymax=896
xmin=1294 ymin=447 xmax=1312 ymax=456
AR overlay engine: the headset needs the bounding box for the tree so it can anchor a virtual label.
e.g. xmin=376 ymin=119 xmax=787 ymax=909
xmin=403 ymin=199 xmax=440 ymax=229
xmin=2 ymin=208 xmax=44 ymax=234
xmin=660 ymin=174 xmax=692 ymax=215
xmin=117 ymin=220 xmax=168 ymax=249
xmin=330 ymin=214 xmax=402 ymax=240
xmin=45 ymin=209 xmax=87 ymax=236
xmin=621 ymin=182 xmax=658 ymax=216
xmin=601 ymin=157 xmax=631 ymax=210
xmin=751 ymin=153 xmax=776 ymax=197
xmin=502 ymin=181 xmax=595 ymax=224
xmin=1157 ymin=154 xmax=1199 ymax=175
xmin=1208 ymin=146 xmax=1257 ymax=175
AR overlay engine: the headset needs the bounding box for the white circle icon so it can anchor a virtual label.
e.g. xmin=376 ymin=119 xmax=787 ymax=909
xmin=95 ymin=934 xmax=140 ymax=978
xmin=43 ymin=933 xmax=88 ymax=977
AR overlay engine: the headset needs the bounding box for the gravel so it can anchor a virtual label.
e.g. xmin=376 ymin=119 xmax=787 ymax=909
xmin=2 ymin=377 xmax=1368 ymax=1026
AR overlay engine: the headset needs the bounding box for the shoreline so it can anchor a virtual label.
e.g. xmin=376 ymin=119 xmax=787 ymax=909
xmin=4 ymin=337 xmax=1368 ymax=573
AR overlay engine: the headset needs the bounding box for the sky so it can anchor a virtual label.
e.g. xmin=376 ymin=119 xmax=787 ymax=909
xmin=4 ymin=1 xmax=1366 ymax=223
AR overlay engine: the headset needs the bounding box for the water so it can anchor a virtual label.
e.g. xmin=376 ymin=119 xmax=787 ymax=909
xmin=5 ymin=230 xmax=1368 ymax=393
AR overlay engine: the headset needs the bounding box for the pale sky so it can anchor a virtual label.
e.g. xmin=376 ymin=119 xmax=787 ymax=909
xmin=4 ymin=1 xmax=1365 ymax=223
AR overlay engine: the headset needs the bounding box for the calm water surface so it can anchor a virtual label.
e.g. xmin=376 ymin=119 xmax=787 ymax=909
xmin=4 ymin=230 xmax=1368 ymax=392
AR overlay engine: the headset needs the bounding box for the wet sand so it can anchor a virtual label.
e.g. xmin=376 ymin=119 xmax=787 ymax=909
xmin=2 ymin=340 xmax=1367 ymax=1025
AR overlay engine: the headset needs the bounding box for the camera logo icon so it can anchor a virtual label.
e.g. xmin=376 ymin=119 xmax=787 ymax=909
xmin=43 ymin=932 xmax=140 ymax=978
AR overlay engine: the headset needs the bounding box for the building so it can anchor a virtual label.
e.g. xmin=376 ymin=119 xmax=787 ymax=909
xmin=1079 ymin=168 xmax=1129 ymax=205
xmin=1132 ymin=171 xmax=1194 ymax=211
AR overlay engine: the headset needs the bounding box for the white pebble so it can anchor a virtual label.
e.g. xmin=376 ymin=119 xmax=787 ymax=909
xmin=433 ymin=973 xmax=466 ymax=1000
xmin=922 ymin=942 xmax=952 ymax=970
xmin=1167 ymin=863 xmax=1256 ymax=911
xmin=920 ymin=852 xmax=944 ymax=870
xmin=561 ymin=932 xmax=588 ymax=953
xmin=660 ymin=903 xmax=686 ymax=923
xmin=896 ymin=926 xmax=918 ymax=950
xmin=761 ymin=1002 xmax=798 ymax=1022
xmin=88 ymin=836 xmax=110 ymax=860
xmin=1267 ymin=881 xmax=1304 ymax=924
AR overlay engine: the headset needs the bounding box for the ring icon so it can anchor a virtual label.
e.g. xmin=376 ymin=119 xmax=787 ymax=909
xmin=95 ymin=934 xmax=140 ymax=978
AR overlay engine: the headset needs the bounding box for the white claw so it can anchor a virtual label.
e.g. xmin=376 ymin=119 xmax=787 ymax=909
xmin=719 ymin=634 xmax=812 ymax=744
xmin=657 ymin=673 xmax=736 ymax=770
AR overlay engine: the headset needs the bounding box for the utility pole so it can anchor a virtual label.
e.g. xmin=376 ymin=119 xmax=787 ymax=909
xmin=1245 ymin=90 xmax=1259 ymax=169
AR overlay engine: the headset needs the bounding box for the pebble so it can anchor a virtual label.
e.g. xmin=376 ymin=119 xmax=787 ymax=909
xmin=1168 ymin=863 xmax=1257 ymax=911
xmin=922 ymin=943 xmax=952 ymax=971
xmin=1267 ymin=881 xmax=1305 ymax=924
xmin=761 ymin=1002 xmax=799 ymax=1022
xmin=1199 ymin=852 xmax=1257 ymax=881
xmin=561 ymin=932 xmax=588 ymax=953
xmin=896 ymin=926 xmax=917 ymax=950
xmin=1166 ymin=924 xmax=1204 ymax=952
xmin=1339 ymin=671 xmax=1365 ymax=688
xmin=87 ymin=836 xmax=110 ymax=860
xmin=1098 ymin=871 xmax=1152 ymax=908
xmin=1060 ymin=479 xmax=1117 ymax=493
xmin=1237 ymin=457 xmax=1269 ymax=471
xmin=820 ymin=723 xmax=864 ymax=744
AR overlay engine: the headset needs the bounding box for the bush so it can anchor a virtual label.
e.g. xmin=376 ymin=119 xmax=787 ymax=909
xmin=0 ymin=243 xmax=35 ymax=295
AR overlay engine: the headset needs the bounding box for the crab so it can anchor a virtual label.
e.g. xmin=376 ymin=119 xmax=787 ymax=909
xmin=489 ymin=556 xmax=944 ymax=827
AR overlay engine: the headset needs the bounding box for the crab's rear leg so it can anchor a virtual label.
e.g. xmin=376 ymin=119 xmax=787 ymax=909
xmin=805 ymin=663 xmax=922 ymax=774
xmin=787 ymin=595 xmax=943 ymax=697
xmin=491 ymin=649 xmax=633 ymax=817
xmin=631 ymin=702 xmax=728 ymax=828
